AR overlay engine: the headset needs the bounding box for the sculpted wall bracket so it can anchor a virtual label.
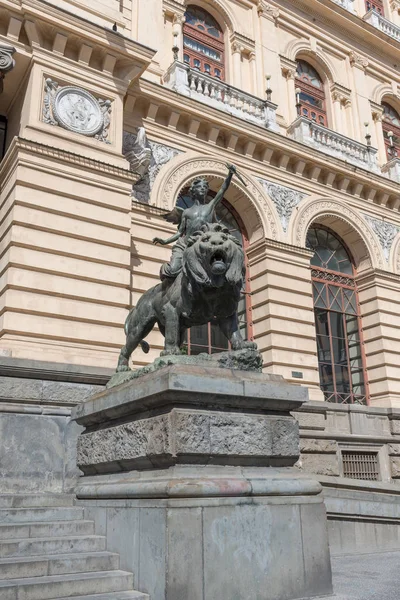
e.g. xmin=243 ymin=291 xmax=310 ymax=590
xmin=124 ymin=129 xmax=182 ymax=203
xmin=0 ymin=43 xmax=16 ymax=93
xmin=42 ymin=78 xmax=112 ymax=143
xmin=257 ymin=178 xmax=307 ymax=233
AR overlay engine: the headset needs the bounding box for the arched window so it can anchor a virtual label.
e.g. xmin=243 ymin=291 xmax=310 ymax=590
xmin=183 ymin=5 xmax=225 ymax=80
xmin=306 ymin=226 xmax=368 ymax=405
xmin=177 ymin=189 xmax=252 ymax=354
xmin=365 ymin=0 xmax=384 ymax=14
xmin=295 ymin=60 xmax=327 ymax=126
xmin=382 ymin=101 xmax=400 ymax=160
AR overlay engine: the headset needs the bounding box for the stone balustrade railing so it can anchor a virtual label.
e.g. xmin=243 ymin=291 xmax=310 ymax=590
xmin=363 ymin=10 xmax=400 ymax=42
xmin=163 ymin=61 xmax=279 ymax=131
xmin=288 ymin=117 xmax=379 ymax=172
xmin=381 ymin=157 xmax=400 ymax=183
xmin=331 ymin=0 xmax=356 ymax=13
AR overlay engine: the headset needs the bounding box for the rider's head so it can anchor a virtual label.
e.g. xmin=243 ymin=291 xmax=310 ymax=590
xmin=190 ymin=178 xmax=209 ymax=202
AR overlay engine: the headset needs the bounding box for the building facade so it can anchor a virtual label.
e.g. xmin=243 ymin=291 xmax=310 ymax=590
xmin=2 ymin=0 xmax=400 ymax=510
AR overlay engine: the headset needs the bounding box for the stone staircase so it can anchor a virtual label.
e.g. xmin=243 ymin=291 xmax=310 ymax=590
xmin=0 ymin=494 xmax=148 ymax=600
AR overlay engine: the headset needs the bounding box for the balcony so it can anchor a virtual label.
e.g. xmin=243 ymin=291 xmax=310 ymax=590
xmin=381 ymin=157 xmax=400 ymax=182
xmin=288 ymin=117 xmax=379 ymax=172
xmin=163 ymin=61 xmax=279 ymax=131
xmin=331 ymin=0 xmax=356 ymax=13
xmin=363 ymin=10 xmax=400 ymax=42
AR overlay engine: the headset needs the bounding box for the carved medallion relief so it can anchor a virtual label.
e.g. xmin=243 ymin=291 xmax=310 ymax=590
xmin=42 ymin=78 xmax=112 ymax=143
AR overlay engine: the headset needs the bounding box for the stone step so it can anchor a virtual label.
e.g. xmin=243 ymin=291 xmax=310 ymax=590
xmin=55 ymin=592 xmax=149 ymax=600
xmin=0 ymin=507 xmax=84 ymax=524
xmin=0 ymin=520 xmax=95 ymax=540
xmin=0 ymin=569 xmax=133 ymax=600
xmin=0 ymin=535 xmax=106 ymax=558
xmin=0 ymin=550 xmax=119 ymax=579
xmin=0 ymin=495 xmax=75 ymax=509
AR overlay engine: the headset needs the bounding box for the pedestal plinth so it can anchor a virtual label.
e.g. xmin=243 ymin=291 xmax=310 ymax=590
xmin=73 ymin=364 xmax=333 ymax=600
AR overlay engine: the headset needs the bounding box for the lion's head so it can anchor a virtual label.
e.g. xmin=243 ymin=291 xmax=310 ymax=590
xmin=183 ymin=223 xmax=245 ymax=288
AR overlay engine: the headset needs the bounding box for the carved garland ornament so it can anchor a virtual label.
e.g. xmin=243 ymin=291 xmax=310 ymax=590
xmin=295 ymin=200 xmax=384 ymax=269
xmin=364 ymin=215 xmax=399 ymax=263
xmin=161 ymin=159 xmax=278 ymax=240
xmin=42 ymin=78 xmax=112 ymax=143
xmin=257 ymin=178 xmax=307 ymax=232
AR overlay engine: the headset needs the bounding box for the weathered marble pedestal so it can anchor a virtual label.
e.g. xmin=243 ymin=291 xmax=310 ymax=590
xmin=73 ymin=364 xmax=333 ymax=600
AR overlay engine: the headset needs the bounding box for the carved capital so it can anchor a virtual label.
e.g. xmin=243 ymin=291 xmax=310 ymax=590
xmin=280 ymin=55 xmax=297 ymax=80
xmin=349 ymin=51 xmax=369 ymax=70
xmin=370 ymin=100 xmax=384 ymax=122
xmin=330 ymin=82 xmax=352 ymax=106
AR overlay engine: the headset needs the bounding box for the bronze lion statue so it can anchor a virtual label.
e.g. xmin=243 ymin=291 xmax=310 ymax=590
xmin=116 ymin=222 xmax=256 ymax=372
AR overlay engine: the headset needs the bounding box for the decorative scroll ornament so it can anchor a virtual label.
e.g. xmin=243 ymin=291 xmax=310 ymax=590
xmin=349 ymin=51 xmax=369 ymax=70
xmin=42 ymin=79 xmax=112 ymax=143
xmin=124 ymin=130 xmax=182 ymax=202
xmin=0 ymin=43 xmax=16 ymax=93
xmin=364 ymin=215 xmax=399 ymax=262
xmin=257 ymin=178 xmax=307 ymax=232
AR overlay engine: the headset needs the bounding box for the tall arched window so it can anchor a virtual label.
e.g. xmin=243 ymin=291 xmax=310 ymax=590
xmin=183 ymin=5 xmax=225 ymax=80
xmin=177 ymin=189 xmax=252 ymax=354
xmin=295 ymin=60 xmax=327 ymax=126
xmin=382 ymin=101 xmax=400 ymax=160
xmin=365 ymin=0 xmax=384 ymax=14
xmin=306 ymin=226 xmax=368 ymax=405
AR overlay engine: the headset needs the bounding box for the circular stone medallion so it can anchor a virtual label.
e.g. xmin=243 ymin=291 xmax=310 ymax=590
xmin=52 ymin=87 xmax=104 ymax=136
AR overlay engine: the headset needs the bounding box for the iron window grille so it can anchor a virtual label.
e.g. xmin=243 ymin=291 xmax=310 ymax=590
xmin=342 ymin=451 xmax=380 ymax=481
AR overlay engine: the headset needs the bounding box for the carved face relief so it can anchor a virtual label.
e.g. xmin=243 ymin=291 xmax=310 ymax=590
xmin=52 ymin=87 xmax=104 ymax=136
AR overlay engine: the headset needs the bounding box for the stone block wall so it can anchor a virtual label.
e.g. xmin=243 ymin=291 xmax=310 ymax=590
xmin=0 ymin=357 xmax=110 ymax=493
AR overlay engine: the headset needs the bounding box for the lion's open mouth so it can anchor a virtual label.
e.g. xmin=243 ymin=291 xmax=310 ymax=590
xmin=210 ymin=250 xmax=227 ymax=274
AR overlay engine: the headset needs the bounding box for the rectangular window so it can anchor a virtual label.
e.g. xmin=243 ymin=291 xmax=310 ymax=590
xmin=365 ymin=0 xmax=384 ymax=14
xmin=342 ymin=451 xmax=379 ymax=481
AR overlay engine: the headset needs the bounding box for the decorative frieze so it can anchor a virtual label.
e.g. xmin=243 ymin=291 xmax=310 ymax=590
xmin=125 ymin=131 xmax=182 ymax=202
xmin=364 ymin=215 xmax=399 ymax=262
xmin=42 ymin=79 xmax=112 ymax=143
xmin=257 ymin=178 xmax=307 ymax=232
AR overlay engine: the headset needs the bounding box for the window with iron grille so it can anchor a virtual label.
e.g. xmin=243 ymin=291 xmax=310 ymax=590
xmin=342 ymin=451 xmax=379 ymax=481
xmin=307 ymin=226 xmax=368 ymax=406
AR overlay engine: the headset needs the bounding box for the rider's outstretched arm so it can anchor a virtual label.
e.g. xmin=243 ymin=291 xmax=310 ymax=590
xmin=208 ymin=165 xmax=236 ymax=213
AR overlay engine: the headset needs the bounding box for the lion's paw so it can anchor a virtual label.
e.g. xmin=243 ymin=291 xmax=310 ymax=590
xmin=116 ymin=365 xmax=131 ymax=373
xmin=161 ymin=347 xmax=181 ymax=356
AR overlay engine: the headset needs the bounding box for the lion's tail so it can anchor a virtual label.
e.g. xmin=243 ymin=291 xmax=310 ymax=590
xmin=140 ymin=340 xmax=150 ymax=353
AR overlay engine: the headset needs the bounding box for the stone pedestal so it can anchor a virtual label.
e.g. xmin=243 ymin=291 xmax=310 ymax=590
xmin=73 ymin=364 xmax=333 ymax=600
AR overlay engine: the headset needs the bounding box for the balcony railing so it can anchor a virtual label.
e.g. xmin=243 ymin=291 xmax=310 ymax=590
xmin=331 ymin=0 xmax=356 ymax=13
xmin=363 ymin=9 xmax=400 ymax=42
xmin=381 ymin=157 xmax=400 ymax=182
xmin=288 ymin=117 xmax=379 ymax=172
xmin=163 ymin=61 xmax=279 ymax=131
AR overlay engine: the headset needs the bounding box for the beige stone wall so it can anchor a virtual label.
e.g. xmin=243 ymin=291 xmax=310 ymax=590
xmin=1 ymin=0 xmax=400 ymax=409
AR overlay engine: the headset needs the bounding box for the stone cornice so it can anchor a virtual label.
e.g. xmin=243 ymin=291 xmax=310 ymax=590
xmin=288 ymin=0 xmax=400 ymax=65
xmin=2 ymin=0 xmax=156 ymax=83
xmin=131 ymin=78 xmax=400 ymax=212
xmin=0 ymin=137 xmax=139 ymax=183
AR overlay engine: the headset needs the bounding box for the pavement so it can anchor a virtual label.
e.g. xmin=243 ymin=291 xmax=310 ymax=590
xmin=328 ymin=550 xmax=400 ymax=600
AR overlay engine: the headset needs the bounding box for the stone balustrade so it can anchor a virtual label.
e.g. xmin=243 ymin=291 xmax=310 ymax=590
xmin=163 ymin=61 xmax=279 ymax=131
xmin=363 ymin=9 xmax=400 ymax=42
xmin=288 ymin=117 xmax=379 ymax=172
xmin=381 ymin=157 xmax=400 ymax=183
xmin=331 ymin=0 xmax=356 ymax=13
